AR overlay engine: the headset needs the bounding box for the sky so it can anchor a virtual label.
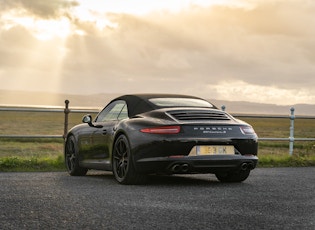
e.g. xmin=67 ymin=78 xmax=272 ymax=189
xmin=0 ymin=0 xmax=315 ymax=105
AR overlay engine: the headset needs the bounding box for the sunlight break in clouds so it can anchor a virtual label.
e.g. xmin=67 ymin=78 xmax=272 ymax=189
xmin=0 ymin=0 xmax=315 ymax=106
xmin=2 ymin=8 xmax=74 ymax=40
xmin=75 ymin=0 xmax=235 ymax=15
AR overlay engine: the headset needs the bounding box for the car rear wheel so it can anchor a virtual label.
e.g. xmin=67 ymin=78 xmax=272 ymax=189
xmin=112 ymin=135 xmax=147 ymax=184
xmin=215 ymin=169 xmax=250 ymax=183
xmin=65 ymin=135 xmax=88 ymax=176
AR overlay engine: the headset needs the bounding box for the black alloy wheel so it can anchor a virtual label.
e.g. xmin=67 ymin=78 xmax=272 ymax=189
xmin=112 ymin=135 xmax=147 ymax=184
xmin=65 ymin=135 xmax=88 ymax=176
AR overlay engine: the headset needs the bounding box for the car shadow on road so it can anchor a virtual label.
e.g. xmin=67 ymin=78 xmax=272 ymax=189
xmin=85 ymin=171 xmax=251 ymax=187
xmin=146 ymin=174 xmax=253 ymax=188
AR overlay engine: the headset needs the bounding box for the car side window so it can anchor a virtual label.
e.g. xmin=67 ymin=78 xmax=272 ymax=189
xmin=117 ymin=104 xmax=128 ymax=120
xmin=95 ymin=101 xmax=128 ymax=122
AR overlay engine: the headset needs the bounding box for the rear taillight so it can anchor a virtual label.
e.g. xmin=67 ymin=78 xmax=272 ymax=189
xmin=140 ymin=126 xmax=181 ymax=134
xmin=240 ymin=126 xmax=255 ymax=135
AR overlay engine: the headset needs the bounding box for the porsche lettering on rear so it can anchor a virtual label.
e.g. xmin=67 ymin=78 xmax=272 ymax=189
xmin=193 ymin=126 xmax=234 ymax=134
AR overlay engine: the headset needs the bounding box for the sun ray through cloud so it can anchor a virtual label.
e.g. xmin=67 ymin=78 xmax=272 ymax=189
xmin=0 ymin=0 xmax=314 ymax=106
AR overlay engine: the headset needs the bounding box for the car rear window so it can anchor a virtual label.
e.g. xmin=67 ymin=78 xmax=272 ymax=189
xmin=149 ymin=98 xmax=214 ymax=108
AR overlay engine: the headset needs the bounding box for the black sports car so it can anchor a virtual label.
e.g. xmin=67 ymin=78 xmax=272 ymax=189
xmin=65 ymin=94 xmax=258 ymax=184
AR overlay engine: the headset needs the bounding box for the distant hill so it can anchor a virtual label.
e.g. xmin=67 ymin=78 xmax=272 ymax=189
xmin=0 ymin=90 xmax=117 ymax=108
xmin=210 ymin=99 xmax=315 ymax=116
xmin=0 ymin=90 xmax=314 ymax=116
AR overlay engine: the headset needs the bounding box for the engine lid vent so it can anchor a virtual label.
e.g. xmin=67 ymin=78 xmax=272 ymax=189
xmin=167 ymin=110 xmax=230 ymax=121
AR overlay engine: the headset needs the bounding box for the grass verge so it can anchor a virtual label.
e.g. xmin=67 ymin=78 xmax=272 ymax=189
xmin=0 ymin=138 xmax=314 ymax=172
xmin=0 ymin=156 xmax=65 ymax=172
xmin=258 ymin=154 xmax=315 ymax=167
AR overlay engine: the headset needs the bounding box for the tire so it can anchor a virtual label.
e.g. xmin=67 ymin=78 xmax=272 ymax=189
xmin=215 ymin=169 xmax=250 ymax=183
xmin=112 ymin=135 xmax=147 ymax=185
xmin=64 ymin=135 xmax=88 ymax=176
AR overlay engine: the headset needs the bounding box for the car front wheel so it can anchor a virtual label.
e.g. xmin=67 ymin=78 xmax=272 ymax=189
xmin=112 ymin=135 xmax=147 ymax=184
xmin=65 ymin=135 xmax=88 ymax=176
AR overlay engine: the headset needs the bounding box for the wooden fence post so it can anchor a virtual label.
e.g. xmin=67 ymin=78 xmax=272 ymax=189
xmin=289 ymin=107 xmax=295 ymax=156
xmin=63 ymin=100 xmax=70 ymax=140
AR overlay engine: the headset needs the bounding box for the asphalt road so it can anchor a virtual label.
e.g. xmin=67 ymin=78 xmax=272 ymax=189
xmin=1 ymin=168 xmax=314 ymax=230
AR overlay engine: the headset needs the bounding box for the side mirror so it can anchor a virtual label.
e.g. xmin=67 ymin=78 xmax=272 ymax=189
xmin=82 ymin=115 xmax=103 ymax=128
xmin=82 ymin=114 xmax=92 ymax=124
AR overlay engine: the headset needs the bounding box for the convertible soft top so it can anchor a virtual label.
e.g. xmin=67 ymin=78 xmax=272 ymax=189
xmin=114 ymin=94 xmax=207 ymax=117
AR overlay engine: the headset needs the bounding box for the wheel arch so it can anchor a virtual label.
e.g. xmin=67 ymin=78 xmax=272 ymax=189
xmin=64 ymin=132 xmax=77 ymax=151
xmin=111 ymin=130 xmax=135 ymax=166
xmin=64 ymin=132 xmax=88 ymax=176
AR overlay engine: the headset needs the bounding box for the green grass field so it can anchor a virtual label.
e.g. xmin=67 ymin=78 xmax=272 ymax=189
xmin=0 ymin=111 xmax=314 ymax=171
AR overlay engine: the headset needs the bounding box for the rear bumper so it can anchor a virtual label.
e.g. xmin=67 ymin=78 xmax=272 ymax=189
xmin=135 ymin=154 xmax=258 ymax=174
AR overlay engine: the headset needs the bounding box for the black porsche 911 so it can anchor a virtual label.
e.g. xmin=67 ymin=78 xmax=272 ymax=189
xmin=64 ymin=94 xmax=258 ymax=184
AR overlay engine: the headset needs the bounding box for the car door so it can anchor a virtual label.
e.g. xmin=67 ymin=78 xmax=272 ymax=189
xmin=83 ymin=100 xmax=128 ymax=168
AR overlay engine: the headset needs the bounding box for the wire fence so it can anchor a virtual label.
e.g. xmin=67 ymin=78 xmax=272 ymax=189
xmin=1 ymin=100 xmax=314 ymax=155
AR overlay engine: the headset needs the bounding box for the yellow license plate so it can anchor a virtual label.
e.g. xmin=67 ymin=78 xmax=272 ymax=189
xmin=196 ymin=145 xmax=234 ymax=155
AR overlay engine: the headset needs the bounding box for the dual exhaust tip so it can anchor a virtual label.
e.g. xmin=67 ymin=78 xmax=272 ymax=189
xmin=171 ymin=163 xmax=189 ymax=173
xmin=171 ymin=162 xmax=254 ymax=173
xmin=241 ymin=162 xmax=255 ymax=171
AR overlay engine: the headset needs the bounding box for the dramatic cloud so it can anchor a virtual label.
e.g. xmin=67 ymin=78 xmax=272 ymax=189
xmin=0 ymin=0 xmax=78 ymax=18
xmin=0 ymin=0 xmax=315 ymax=105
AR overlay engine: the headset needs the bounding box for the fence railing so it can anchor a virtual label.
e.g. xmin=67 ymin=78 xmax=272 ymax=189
xmin=222 ymin=106 xmax=315 ymax=155
xmin=0 ymin=100 xmax=314 ymax=155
